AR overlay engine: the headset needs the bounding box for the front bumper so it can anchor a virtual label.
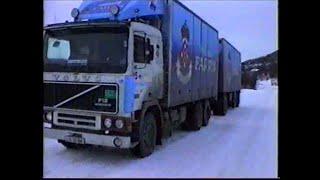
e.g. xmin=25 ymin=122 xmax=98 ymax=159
xmin=44 ymin=127 xmax=133 ymax=149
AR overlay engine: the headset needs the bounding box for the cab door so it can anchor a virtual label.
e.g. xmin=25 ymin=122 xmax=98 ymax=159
xmin=133 ymin=32 xmax=163 ymax=101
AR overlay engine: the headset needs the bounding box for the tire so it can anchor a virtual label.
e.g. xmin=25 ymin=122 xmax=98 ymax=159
xmin=223 ymin=95 xmax=228 ymax=114
xmin=215 ymin=94 xmax=228 ymax=116
xmin=185 ymin=102 xmax=203 ymax=131
xmin=227 ymin=93 xmax=231 ymax=107
xmin=236 ymin=91 xmax=240 ymax=107
xmin=58 ymin=140 xmax=88 ymax=149
xmin=203 ymin=101 xmax=211 ymax=126
xmin=130 ymin=112 xmax=157 ymax=158
xmin=180 ymin=121 xmax=189 ymax=130
xmin=163 ymin=115 xmax=173 ymax=137
xmin=231 ymin=92 xmax=237 ymax=108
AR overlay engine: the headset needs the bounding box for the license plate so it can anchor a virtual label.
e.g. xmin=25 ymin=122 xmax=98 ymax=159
xmin=63 ymin=135 xmax=85 ymax=144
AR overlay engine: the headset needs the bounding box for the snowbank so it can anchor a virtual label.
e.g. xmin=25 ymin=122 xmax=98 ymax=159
xmin=256 ymin=80 xmax=273 ymax=90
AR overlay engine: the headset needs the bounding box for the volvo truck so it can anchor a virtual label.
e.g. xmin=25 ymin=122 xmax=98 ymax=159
xmin=43 ymin=0 xmax=241 ymax=158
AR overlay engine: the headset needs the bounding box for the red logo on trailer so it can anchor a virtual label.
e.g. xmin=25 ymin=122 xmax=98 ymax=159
xmin=176 ymin=21 xmax=192 ymax=84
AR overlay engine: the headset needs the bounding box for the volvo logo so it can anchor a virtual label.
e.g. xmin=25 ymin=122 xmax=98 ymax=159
xmin=95 ymin=75 xmax=102 ymax=82
xmin=82 ymin=75 xmax=91 ymax=82
xmin=48 ymin=73 xmax=106 ymax=83
xmin=63 ymin=75 xmax=70 ymax=81
xmin=53 ymin=74 xmax=60 ymax=81
xmin=73 ymin=74 xmax=81 ymax=82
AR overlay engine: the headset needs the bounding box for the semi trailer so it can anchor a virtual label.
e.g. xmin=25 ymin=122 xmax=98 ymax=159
xmin=216 ymin=38 xmax=241 ymax=115
xmin=43 ymin=0 xmax=241 ymax=158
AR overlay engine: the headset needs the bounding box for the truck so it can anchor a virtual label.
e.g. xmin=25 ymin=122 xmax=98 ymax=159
xmin=216 ymin=38 xmax=242 ymax=115
xmin=43 ymin=0 xmax=242 ymax=158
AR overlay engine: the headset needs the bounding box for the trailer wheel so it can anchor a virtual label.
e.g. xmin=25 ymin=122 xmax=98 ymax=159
xmin=236 ymin=91 xmax=240 ymax=107
xmin=130 ymin=112 xmax=157 ymax=158
xmin=215 ymin=94 xmax=228 ymax=116
xmin=223 ymin=94 xmax=228 ymax=114
xmin=231 ymin=92 xmax=237 ymax=108
xmin=185 ymin=102 xmax=203 ymax=131
xmin=203 ymin=101 xmax=211 ymax=126
xmin=228 ymin=93 xmax=233 ymax=107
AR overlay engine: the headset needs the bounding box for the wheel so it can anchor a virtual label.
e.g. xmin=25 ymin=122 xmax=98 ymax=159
xmin=236 ymin=91 xmax=240 ymax=107
xmin=223 ymin=94 xmax=228 ymax=114
xmin=130 ymin=112 xmax=157 ymax=158
xmin=214 ymin=94 xmax=228 ymax=116
xmin=203 ymin=101 xmax=211 ymax=126
xmin=185 ymin=102 xmax=203 ymax=131
xmin=231 ymin=92 xmax=237 ymax=108
xmin=58 ymin=140 xmax=88 ymax=149
xmin=163 ymin=115 xmax=173 ymax=137
xmin=227 ymin=93 xmax=232 ymax=107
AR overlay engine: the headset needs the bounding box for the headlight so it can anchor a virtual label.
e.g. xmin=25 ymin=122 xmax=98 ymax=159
xmin=104 ymin=118 xmax=112 ymax=128
xmin=115 ymin=119 xmax=124 ymax=129
xmin=45 ymin=112 xmax=53 ymax=122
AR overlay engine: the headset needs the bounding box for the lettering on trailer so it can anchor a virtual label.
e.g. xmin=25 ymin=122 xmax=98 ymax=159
xmin=195 ymin=56 xmax=217 ymax=73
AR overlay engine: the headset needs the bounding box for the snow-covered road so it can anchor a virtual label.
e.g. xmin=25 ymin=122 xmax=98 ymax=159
xmin=43 ymin=84 xmax=278 ymax=178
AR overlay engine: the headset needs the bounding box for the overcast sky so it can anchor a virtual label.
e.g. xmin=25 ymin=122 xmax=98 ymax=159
xmin=44 ymin=0 xmax=278 ymax=61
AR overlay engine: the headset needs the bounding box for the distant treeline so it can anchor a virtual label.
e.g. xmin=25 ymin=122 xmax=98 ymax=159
xmin=241 ymin=50 xmax=278 ymax=89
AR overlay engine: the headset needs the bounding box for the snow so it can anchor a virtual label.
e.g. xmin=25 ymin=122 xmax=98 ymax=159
xmin=44 ymin=85 xmax=278 ymax=178
xmin=256 ymin=79 xmax=272 ymax=90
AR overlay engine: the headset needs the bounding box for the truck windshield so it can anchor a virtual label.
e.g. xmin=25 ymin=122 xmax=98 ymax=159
xmin=44 ymin=27 xmax=128 ymax=73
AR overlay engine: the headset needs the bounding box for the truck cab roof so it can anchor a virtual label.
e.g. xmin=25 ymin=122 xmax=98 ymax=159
xmin=74 ymin=0 xmax=165 ymax=22
xmin=44 ymin=21 xmax=129 ymax=30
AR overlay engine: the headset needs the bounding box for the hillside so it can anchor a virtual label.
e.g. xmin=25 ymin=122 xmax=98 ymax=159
xmin=241 ymin=50 xmax=278 ymax=89
xmin=242 ymin=50 xmax=278 ymax=78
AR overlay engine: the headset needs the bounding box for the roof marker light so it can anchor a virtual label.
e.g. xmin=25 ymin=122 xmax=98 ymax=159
xmin=110 ymin=5 xmax=120 ymax=16
xmin=71 ymin=8 xmax=80 ymax=18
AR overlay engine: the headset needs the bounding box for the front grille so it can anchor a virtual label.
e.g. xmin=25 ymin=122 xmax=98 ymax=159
xmin=44 ymin=83 xmax=94 ymax=107
xmin=53 ymin=111 xmax=101 ymax=130
xmin=44 ymin=82 xmax=119 ymax=113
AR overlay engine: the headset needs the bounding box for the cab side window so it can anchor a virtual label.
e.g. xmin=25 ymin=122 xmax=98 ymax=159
xmin=147 ymin=39 xmax=154 ymax=62
xmin=134 ymin=35 xmax=145 ymax=63
xmin=134 ymin=35 xmax=154 ymax=64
